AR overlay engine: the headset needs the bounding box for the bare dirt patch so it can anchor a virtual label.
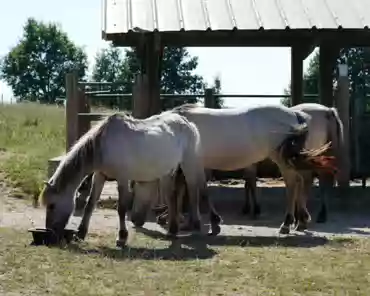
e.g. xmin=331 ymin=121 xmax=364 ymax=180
xmin=2 ymin=180 xmax=370 ymax=241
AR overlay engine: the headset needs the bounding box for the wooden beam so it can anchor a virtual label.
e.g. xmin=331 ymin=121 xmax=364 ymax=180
xmin=290 ymin=45 xmax=304 ymax=106
xmin=109 ymin=30 xmax=370 ymax=48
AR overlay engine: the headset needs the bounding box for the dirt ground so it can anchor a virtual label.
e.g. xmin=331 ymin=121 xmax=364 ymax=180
xmin=2 ymin=179 xmax=370 ymax=241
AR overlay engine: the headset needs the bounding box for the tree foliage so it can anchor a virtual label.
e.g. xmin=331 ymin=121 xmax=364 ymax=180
xmin=0 ymin=18 xmax=87 ymax=103
xmin=282 ymin=48 xmax=370 ymax=107
xmin=91 ymin=46 xmax=206 ymax=110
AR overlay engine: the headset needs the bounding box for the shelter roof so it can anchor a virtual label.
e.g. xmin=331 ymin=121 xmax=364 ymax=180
xmin=102 ymin=0 xmax=370 ymax=46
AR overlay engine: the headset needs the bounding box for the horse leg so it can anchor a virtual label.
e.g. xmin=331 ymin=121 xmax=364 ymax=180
xmin=76 ymin=172 xmax=105 ymax=240
xmin=180 ymin=163 xmax=203 ymax=233
xmin=242 ymin=165 xmax=260 ymax=219
xmin=278 ymin=167 xmax=300 ymax=235
xmin=316 ymin=173 xmax=334 ymax=223
xmin=74 ymin=173 xmax=94 ymax=217
xmin=166 ymin=170 xmax=182 ymax=238
xmin=116 ymin=181 xmax=130 ymax=248
xmin=242 ymin=178 xmax=251 ymax=215
xmin=294 ymin=170 xmax=313 ymax=232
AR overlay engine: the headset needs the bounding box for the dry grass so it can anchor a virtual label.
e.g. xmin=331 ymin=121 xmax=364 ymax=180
xmin=1 ymin=227 xmax=370 ymax=295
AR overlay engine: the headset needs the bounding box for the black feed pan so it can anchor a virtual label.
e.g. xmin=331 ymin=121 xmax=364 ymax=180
xmin=28 ymin=227 xmax=76 ymax=246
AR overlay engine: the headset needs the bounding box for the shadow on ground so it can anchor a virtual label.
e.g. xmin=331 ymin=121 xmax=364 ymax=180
xmin=65 ymin=226 xmax=347 ymax=262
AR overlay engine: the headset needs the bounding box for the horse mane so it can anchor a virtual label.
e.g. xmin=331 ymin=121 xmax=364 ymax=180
xmin=171 ymin=103 xmax=199 ymax=115
xmin=40 ymin=113 xmax=119 ymax=205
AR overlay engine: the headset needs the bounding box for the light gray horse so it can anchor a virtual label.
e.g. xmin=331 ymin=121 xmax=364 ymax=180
xmin=39 ymin=111 xmax=214 ymax=247
xmin=241 ymin=103 xmax=344 ymax=229
xmin=74 ymin=104 xmax=335 ymax=235
xmin=133 ymin=104 xmax=335 ymax=234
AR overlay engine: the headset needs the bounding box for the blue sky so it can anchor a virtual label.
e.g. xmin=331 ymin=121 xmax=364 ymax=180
xmin=0 ymin=0 xmax=317 ymax=107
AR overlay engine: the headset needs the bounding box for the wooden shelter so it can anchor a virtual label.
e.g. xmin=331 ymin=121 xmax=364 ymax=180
xmin=102 ymin=0 xmax=370 ymax=116
xmin=99 ymin=0 xmax=370 ymax=186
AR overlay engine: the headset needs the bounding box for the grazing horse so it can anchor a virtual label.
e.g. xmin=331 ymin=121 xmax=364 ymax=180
xmin=39 ymin=110 xmax=211 ymax=247
xmin=241 ymin=103 xmax=343 ymax=229
xmin=132 ymin=104 xmax=335 ymax=234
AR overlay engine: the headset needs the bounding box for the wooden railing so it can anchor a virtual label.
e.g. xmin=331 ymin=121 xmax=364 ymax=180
xmin=65 ymin=72 xmax=321 ymax=153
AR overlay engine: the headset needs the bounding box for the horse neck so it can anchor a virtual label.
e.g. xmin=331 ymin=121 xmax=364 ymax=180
xmin=51 ymin=163 xmax=93 ymax=197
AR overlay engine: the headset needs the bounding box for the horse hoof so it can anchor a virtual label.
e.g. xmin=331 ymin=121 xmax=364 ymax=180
xmin=132 ymin=221 xmax=145 ymax=228
xmin=165 ymin=232 xmax=177 ymax=240
xmin=156 ymin=216 xmax=167 ymax=226
xmin=73 ymin=234 xmax=84 ymax=242
xmin=208 ymin=224 xmax=221 ymax=236
xmin=116 ymin=239 xmax=127 ymax=248
xmin=76 ymin=228 xmax=87 ymax=240
xmin=279 ymin=225 xmax=290 ymax=235
xmin=294 ymin=223 xmax=307 ymax=232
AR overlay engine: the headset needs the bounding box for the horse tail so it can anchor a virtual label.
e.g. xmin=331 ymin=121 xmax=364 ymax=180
xmin=278 ymin=111 xmax=336 ymax=174
xmin=326 ymin=107 xmax=346 ymax=181
xmin=327 ymin=107 xmax=344 ymax=155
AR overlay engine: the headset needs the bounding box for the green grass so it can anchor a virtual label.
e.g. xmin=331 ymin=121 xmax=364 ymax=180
xmin=0 ymin=103 xmax=65 ymax=198
xmin=1 ymin=227 xmax=370 ymax=295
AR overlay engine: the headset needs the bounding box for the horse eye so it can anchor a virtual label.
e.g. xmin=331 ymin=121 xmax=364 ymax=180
xmin=47 ymin=204 xmax=55 ymax=211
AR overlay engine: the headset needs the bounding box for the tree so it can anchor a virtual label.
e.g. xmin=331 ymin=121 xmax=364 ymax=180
xmin=91 ymin=45 xmax=131 ymax=109
xmin=0 ymin=18 xmax=88 ymax=103
xmin=92 ymin=46 xmax=205 ymax=110
xmin=281 ymin=48 xmax=370 ymax=107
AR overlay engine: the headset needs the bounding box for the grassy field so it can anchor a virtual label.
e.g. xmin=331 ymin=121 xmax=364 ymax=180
xmin=1 ymin=102 xmax=370 ymax=295
xmin=1 ymin=227 xmax=370 ymax=295
xmin=0 ymin=102 xmax=115 ymax=200
xmin=0 ymin=103 xmax=65 ymax=199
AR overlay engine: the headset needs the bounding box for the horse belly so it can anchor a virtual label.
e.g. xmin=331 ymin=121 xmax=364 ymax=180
xmin=202 ymin=147 xmax=268 ymax=171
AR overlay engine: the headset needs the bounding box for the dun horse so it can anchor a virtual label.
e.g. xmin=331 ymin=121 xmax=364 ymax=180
xmin=241 ymin=103 xmax=343 ymax=228
xmin=39 ymin=111 xmax=215 ymax=247
xmin=76 ymin=104 xmax=335 ymax=235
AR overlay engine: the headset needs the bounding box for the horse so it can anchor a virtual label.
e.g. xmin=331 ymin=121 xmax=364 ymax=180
xmin=124 ymin=104 xmax=336 ymax=234
xmin=241 ymin=103 xmax=344 ymax=229
xmin=39 ymin=110 xmax=213 ymax=247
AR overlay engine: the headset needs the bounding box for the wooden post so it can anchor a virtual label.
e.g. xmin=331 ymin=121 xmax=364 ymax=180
xmin=77 ymin=85 xmax=91 ymax=138
xmin=319 ymin=45 xmax=337 ymax=107
xmin=204 ymin=88 xmax=215 ymax=108
xmin=290 ymin=46 xmax=304 ymax=106
xmin=65 ymin=72 xmax=79 ymax=152
xmin=132 ymin=74 xmax=150 ymax=119
xmin=335 ymin=64 xmax=351 ymax=188
xmin=132 ymin=35 xmax=162 ymax=119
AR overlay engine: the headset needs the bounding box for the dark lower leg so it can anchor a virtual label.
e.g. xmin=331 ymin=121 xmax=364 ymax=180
xmin=316 ymin=174 xmax=333 ymax=223
xmin=249 ymin=181 xmax=260 ymax=219
xmin=242 ymin=181 xmax=251 ymax=215
xmin=280 ymin=212 xmax=295 ymax=234
xmin=77 ymin=174 xmax=105 ymax=240
xmin=116 ymin=185 xmax=129 ymax=248
xmin=167 ymin=184 xmax=179 ymax=237
xmin=279 ymin=173 xmax=299 ymax=235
